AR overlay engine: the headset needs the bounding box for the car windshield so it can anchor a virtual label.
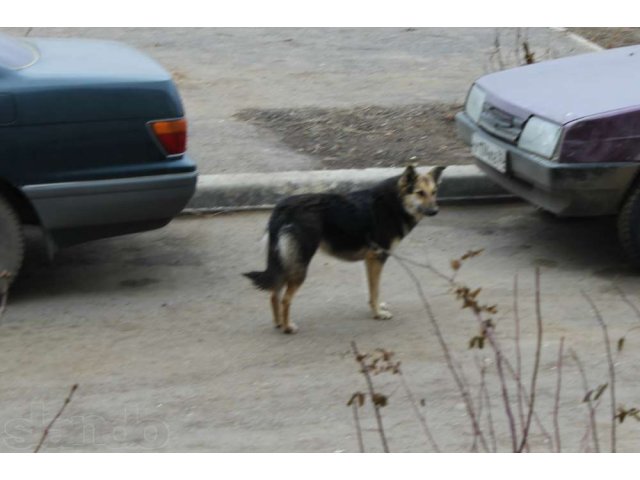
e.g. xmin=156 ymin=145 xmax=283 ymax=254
xmin=0 ymin=34 xmax=39 ymax=70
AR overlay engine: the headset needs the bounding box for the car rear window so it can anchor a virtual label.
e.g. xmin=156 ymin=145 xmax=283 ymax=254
xmin=0 ymin=34 xmax=39 ymax=70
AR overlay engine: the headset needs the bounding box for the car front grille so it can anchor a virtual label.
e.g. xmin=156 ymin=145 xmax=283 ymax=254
xmin=478 ymin=104 xmax=525 ymax=144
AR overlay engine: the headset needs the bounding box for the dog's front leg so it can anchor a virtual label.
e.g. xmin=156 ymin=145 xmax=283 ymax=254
xmin=365 ymin=251 xmax=392 ymax=320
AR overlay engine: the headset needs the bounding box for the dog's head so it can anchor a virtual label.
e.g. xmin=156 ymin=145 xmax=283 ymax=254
xmin=398 ymin=165 xmax=446 ymax=218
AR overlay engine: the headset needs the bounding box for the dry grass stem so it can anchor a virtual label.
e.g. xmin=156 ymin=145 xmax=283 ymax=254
xmin=351 ymin=341 xmax=390 ymax=453
xmin=351 ymin=402 xmax=365 ymax=453
xmin=392 ymin=256 xmax=489 ymax=451
xmin=34 ymin=384 xmax=79 ymax=453
xmin=517 ymin=268 xmax=544 ymax=452
xmin=571 ymin=349 xmax=601 ymax=453
xmin=553 ymin=337 xmax=565 ymax=453
xmin=582 ymin=292 xmax=617 ymax=453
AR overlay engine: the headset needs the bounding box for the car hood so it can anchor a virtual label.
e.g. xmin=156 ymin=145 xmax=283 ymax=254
xmin=476 ymin=44 xmax=640 ymax=125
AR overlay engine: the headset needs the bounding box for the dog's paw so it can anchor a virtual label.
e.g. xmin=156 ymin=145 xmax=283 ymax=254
xmin=283 ymin=323 xmax=299 ymax=334
xmin=373 ymin=303 xmax=393 ymax=320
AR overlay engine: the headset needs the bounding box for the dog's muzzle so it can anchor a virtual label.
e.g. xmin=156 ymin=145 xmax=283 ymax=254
xmin=420 ymin=206 xmax=439 ymax=216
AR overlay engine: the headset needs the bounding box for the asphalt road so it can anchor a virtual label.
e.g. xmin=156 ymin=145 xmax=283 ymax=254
xmin=1 ymin=28 xmax=595 ymax=174
xmin=2 ymin=203 xmax=639 ymax=452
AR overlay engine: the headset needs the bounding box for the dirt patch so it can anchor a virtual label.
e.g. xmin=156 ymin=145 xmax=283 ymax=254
xmin=236 ymin=29 xmax=640 ymax=170
xmin=236 ymin=103 xmax=473 ymax=169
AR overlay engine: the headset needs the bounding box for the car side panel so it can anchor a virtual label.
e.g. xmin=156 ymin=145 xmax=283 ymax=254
xmin=561 ymin=109 xmax=640 ymax=164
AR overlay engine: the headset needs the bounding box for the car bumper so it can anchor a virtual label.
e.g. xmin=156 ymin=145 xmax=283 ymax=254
xmin=455 ymin=112 xmax=640 ymax=216
xmin=21 ymin=165 xmax=197 ymax=247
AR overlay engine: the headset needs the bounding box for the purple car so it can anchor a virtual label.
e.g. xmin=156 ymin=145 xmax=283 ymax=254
xmin=456 ymin=44 xmax=640 ymax=264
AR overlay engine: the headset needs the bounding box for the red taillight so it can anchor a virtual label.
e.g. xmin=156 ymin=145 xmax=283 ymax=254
xmin=150 ymin=118 xmax=187 ymax=156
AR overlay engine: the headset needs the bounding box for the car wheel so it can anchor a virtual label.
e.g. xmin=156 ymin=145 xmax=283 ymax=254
xmin=0 ymin=194 xmax=25 ymax=284
xmin=618 ymin=185 xmax=640 ymax=266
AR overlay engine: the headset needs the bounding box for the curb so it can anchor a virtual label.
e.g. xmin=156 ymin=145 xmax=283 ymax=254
xmin=185 ymin=165 xmax=515 ymax=211
xmin=550 ymin=27 xmax=605 ymax=52
xmin=183 ymin=30 xmax=605 ymax=213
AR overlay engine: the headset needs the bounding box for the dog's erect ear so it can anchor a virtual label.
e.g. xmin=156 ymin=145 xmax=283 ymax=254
xmin=428 ymin=166 xmax=446 ymax=185
xmin=399 ymin=164 xmax=418 ymax=192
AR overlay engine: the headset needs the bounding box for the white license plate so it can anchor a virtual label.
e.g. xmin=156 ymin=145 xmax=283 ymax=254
xmin=471 ymin=134 xmax=507 ymax=173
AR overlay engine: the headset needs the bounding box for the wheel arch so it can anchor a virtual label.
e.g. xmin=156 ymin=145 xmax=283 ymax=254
xmin=0 ymin=178 xmax=41 ymax=226
xmin=616 ymin=168 xmax=640 ymax=212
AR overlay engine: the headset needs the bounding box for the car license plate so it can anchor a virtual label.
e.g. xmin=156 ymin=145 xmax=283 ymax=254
xmin=471 ymin=134 xmax=507 ymax=173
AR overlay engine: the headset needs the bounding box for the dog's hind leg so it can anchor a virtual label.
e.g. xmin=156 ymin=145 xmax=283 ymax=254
xmin=270 ymin=288 xmax=283 ymax=329
xmin=281 ymin=281 xmax=302 ymax=334
xmin=365 ymin=251 xmax=393 ymax=320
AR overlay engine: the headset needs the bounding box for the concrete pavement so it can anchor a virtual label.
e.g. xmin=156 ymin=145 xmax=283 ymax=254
xmin=1 ymin=28 xmax=631 ymax=453
xmin=1 ymin=203 xmax=639 ymax=452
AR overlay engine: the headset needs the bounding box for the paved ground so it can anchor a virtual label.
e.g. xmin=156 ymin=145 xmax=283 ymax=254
xmin=1 ymin=28 xmax=635 ymax=453
xmin=2 ymin=203 xmax=640 ymax=452
xmin=1 ymin=28 xmax=595 ymax=174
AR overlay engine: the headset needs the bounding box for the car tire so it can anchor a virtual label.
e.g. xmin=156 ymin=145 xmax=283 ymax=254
xmin=618 ymin=185 xmax=640 ymax=266
xmin=0 ymin=194 xmax=24 ymax=284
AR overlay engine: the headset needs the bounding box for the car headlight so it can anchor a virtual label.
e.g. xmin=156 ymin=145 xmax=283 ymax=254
xmin=465 ymin=85 xmax=487 ymax=123
xmin=518 ymin=116 xmax=562 ymax=159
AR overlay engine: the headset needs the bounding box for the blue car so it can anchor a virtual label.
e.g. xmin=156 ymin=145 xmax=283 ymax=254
xmin=0 ymin=33 xmax=198 ymax=280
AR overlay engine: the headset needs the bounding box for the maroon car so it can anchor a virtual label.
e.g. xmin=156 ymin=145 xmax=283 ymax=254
xmin=456 ymin=44 xmax=640 ymax=264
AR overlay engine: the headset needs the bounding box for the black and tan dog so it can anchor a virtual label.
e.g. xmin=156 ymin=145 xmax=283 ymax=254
xmin=244 ymin=165 xmax=445 ymax=334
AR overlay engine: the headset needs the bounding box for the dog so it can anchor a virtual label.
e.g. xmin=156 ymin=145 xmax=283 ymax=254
xmin=243 ymin=164 xmax=445 ymax=334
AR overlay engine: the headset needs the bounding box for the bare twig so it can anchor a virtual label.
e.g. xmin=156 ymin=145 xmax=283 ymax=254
xmin=34 ymin=384 xmax=79 ymax=453
xmin=475 ymin=358 xmax=497 ymax=452
xmin=523 ymin=41 xmax=535 ymax=64
xmin=514 ymin=28 xmax=522 ymax=67
xmin=490 ymin=29 xmax=505 ymax=70
xmin=391 ymin=256 xmax=489 ymax=452
xmin=517 ymin=268 xmax=544 ymax=452
xmin=402 ymin=250 xmax=553 ymax=445
xmin=553 ymin=337 xmax=565 ymax=453
xmin=513 ymin=273 xmax=526 ymax=435
xmin=500 ymin=359 xmax=555 ymax=448
xmin=571 ymin=349 xmax=600 ymax=453
xmin=351 ymin=402 xmax=365 ymax=453
xmin=351 ymin=341 xmax=390 ymax=453
xmin=387 ymin=250 xmax=453 ymax=284
xmin=398 ymin=371 xmax=441 ymax=452
xmin=385 ymin=247 xmax=556 ymax=450
xmin=476 ymin=308 xmax=519 ymax=452
xmin=582 ymin=292 xmax=617 ymax=453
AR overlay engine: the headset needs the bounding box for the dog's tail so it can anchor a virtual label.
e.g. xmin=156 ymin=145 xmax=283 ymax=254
xmin=243 ymin=269 xmax=280 ymax=291
xmin=243 ymin=230 xmax=285 ymax=291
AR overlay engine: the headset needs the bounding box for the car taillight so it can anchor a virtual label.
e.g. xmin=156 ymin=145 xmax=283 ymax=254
xmin=150 ymin=118 xmax=187 ymax=156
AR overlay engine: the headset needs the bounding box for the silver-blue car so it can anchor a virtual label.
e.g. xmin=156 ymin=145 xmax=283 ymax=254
xmin=0 ymin=33 xmax=198 ymax=280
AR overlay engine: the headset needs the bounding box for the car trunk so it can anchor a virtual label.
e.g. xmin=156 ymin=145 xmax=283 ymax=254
xmin=0 ymin=38 xmax=189 ymax=185
xmin=11 ymin=38 xmax=183 ymax=125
